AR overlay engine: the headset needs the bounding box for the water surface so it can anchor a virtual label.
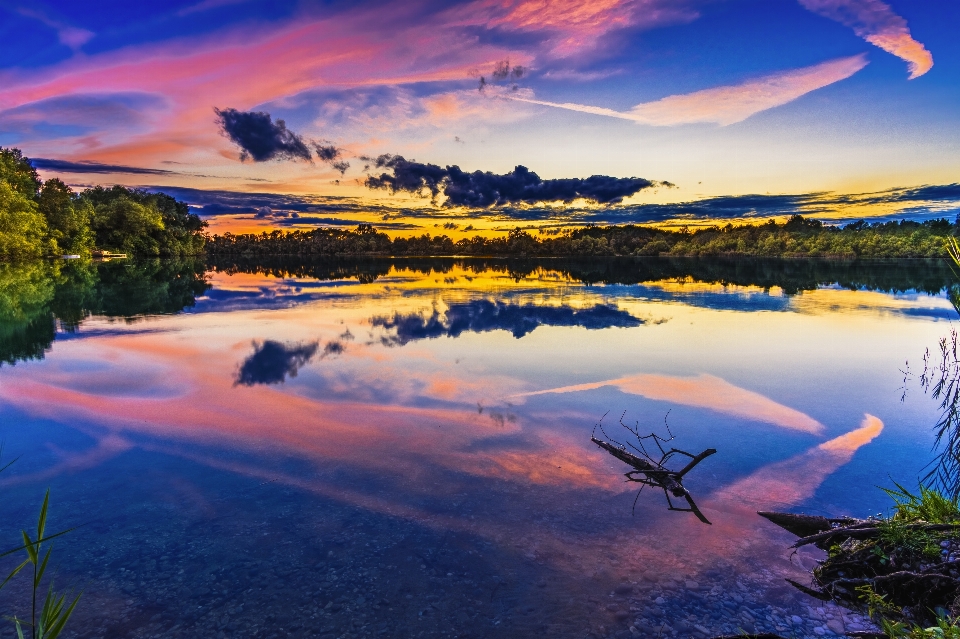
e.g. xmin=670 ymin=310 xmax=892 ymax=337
xmin=0 ymin=257 xmax=955 ymax=639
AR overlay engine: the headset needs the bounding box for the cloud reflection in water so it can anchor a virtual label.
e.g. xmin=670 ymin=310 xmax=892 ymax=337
xmin=235 ymin=340 xmax=319 ymax=385
xmin=372 ymin=299 xmax=642 ymax=345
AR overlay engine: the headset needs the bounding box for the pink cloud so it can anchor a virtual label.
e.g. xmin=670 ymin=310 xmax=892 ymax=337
xmin=0 ymin=3 xmax=534 ymax=166
xmin=797 ymin=0 xmax=932 ymax=79
xmin=460 ymin=0 xmax=699 ymax=57
xmin=511 ymin=54 xmax=869 ymax=126
xmin=711 ymin=414 xmax=883 ymax=511
xmin=514 ymin=372 xmax=825 ymax=434
xmin=1 ymin=0 xmax=683 ymax=167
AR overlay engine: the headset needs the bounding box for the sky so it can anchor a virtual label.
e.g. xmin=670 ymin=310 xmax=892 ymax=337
xmin=0 ymin=0 xmax=958 ymax=234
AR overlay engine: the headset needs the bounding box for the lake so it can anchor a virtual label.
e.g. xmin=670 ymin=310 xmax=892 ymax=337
xmin=1 ymin=256 xmax=957 ymax=639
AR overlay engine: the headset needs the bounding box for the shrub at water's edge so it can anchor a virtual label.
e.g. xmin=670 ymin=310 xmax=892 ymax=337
xmin=0 ymin=147 xmax=206 ymax=262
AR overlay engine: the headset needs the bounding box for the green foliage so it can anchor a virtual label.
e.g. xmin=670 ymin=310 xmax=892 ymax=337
xmin=206 ymin=215 xmax=960 ymax=260
xmin=89 ymin=194 xmax=165 ymax=255
xmin=881 ymin=616 xmax=960 ymax=639
xmin=0 ymin=147 xmax=206 ymax=261
xmin=10 ymin=491 xmax=81 ymax=639
xmin=857 ymin=583 xmax=901 ymax=622
xmin=0 ymin=456 xmax=80 ymax=639
xmin=0 ymin=148 xmax=40 ymax=199
xmin=0 ymin=181 xmax=51 ymax=261
xmin=38 ymin=179 xmax=93 ymax=256
xmin=876 ymin=519 xmax=941 ymax=558
xmin=882 ymin=482 xmax=960 ymax=523
xmin=81 ymin=185 xmax=206 ymax=257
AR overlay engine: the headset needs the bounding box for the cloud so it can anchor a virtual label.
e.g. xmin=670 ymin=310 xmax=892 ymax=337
xmin=713 ymin=414 xmax=882 ymax=509
xmin=30 ymin=158 xmax=176 ymax=176
xmin=313 ymin=143 xmax=341 ymax=162
xmin=513 ymin=54 xmax=869 ymax=126
xmin=321 ymin=340 xmax=345 ymax=358
xmin=235 ymin=340 xmax=319 ymax=385
xmin=515 ymin=373 xmax=824 ymax=434
xmin=372 ymin=300 xmax=642 ymax=345
xmin=463 ymin=0 xmax=701 ymax=57
xmin=214 ymin=107 xmax=312 ymax=162
xmin=175 ymin=0 xmax=253 ymax=17
xmin=366 ymin=155 xmax=667 ymax=206
xmin=0 ymin=93 xmax=166 ymax=142
xmin=487 ymin=181 xmax=960 ymax=225
xmin=797 ymin=0 xmax=933 ymax=78
xmin=15 ymin=7 xmax=94 ymax=51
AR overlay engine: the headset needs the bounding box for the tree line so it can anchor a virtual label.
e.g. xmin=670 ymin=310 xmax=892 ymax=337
xmin=207 ymin=215 xmax=960 ymax=260
xmin=0 ymin=147 xmax=206 ymax=261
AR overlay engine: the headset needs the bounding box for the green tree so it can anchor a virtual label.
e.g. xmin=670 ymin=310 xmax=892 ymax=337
xmin=0 ymin=148 xmax=40 ymax=200
xmin=38 ymin=179 xmax=94 ymax=256
xmin=82 ymin=186 xmax=206 ymax=257
xmin=0 ymin=181 xmax=51 ymax=261
xmin=90 ymin=195 xmax=164 ymax=256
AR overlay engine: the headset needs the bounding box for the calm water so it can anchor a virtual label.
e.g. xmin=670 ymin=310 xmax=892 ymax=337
xmin=1 ymin=257 xmax=957 ymax=639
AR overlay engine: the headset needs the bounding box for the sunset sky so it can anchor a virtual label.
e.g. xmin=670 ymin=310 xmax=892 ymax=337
xmin=1 ymin=0 xmax=957 ymax=233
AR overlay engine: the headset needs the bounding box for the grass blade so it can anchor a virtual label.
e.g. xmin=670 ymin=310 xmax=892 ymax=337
xmin=37 ymin=490 xmax=50 ymax=540
xmin=20 ymin=531 xmax=37 ymax=565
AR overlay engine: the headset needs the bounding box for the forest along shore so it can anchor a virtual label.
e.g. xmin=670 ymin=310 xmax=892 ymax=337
xmin=205 ymin=217 xmax=959 ymax=260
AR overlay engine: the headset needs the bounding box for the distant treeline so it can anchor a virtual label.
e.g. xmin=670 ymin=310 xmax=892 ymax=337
xmin=1 ymin=147 xmax=206 ymax=261
xmin=207 ymin=216 xmax=960 ymax=260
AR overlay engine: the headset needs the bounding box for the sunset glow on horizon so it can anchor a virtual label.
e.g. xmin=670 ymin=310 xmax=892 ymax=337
xmin=1 ymin=0 xmax=957 ymax=233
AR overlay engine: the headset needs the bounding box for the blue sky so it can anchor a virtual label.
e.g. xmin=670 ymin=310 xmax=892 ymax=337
xmin=0 ymin=0 xmax=957 ymax=231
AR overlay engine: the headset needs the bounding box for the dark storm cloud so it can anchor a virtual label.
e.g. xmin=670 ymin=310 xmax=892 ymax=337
xmin=215 ymin=107 xmax=312 ymax=162
xmin=31 ymin=158 xmax=177 ymax=175
xmin=365 ymin=154 xmax=666 ymax=207
xmin=372 ymin=300 xmax=641 ymax=345
xmin=235 ymin=340 xmax=319 ymax=385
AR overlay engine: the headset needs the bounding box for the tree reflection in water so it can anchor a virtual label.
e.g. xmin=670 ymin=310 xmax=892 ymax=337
xmin=0 ymin=258 xmax=209 ymax=366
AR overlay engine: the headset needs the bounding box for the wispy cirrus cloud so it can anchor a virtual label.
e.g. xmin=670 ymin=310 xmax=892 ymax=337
xmin=462 ymin=0 xmax=700 ymax=57
xmin=512 ymin=54 xmax=869 ymax=126
xmin=15 ymin=7 xmax=94 ymax=51
xmin=797 ymin=0 xmax=933 ymax=79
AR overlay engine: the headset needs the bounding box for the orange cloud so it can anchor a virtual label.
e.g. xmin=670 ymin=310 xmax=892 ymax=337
xmin=514 ymin=373 xmax=824 ymax=434
xmin=512 ymin=55 xmax=869 ymax=126
xmin=711 ymin=414 xmax=883 ymax=511
xmin=797 ymin=0 xmax=933 ymax=79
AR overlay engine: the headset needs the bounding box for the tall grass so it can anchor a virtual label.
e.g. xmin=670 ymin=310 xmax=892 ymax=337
xmin=0 ymin=448 xmax=80 ymax=639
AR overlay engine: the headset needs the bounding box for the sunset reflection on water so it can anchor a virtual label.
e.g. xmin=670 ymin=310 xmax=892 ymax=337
xmin=0 ymin=259 xmax=952 ymax=638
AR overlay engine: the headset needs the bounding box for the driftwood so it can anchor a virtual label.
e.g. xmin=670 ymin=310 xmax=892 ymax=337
xmin=591 ymin=435 xmax=716 ymax=524
xmin=760 ymin=510 xmax=960 ymax=625
xmin=758 ymin=511 xmax=857 ymax=538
